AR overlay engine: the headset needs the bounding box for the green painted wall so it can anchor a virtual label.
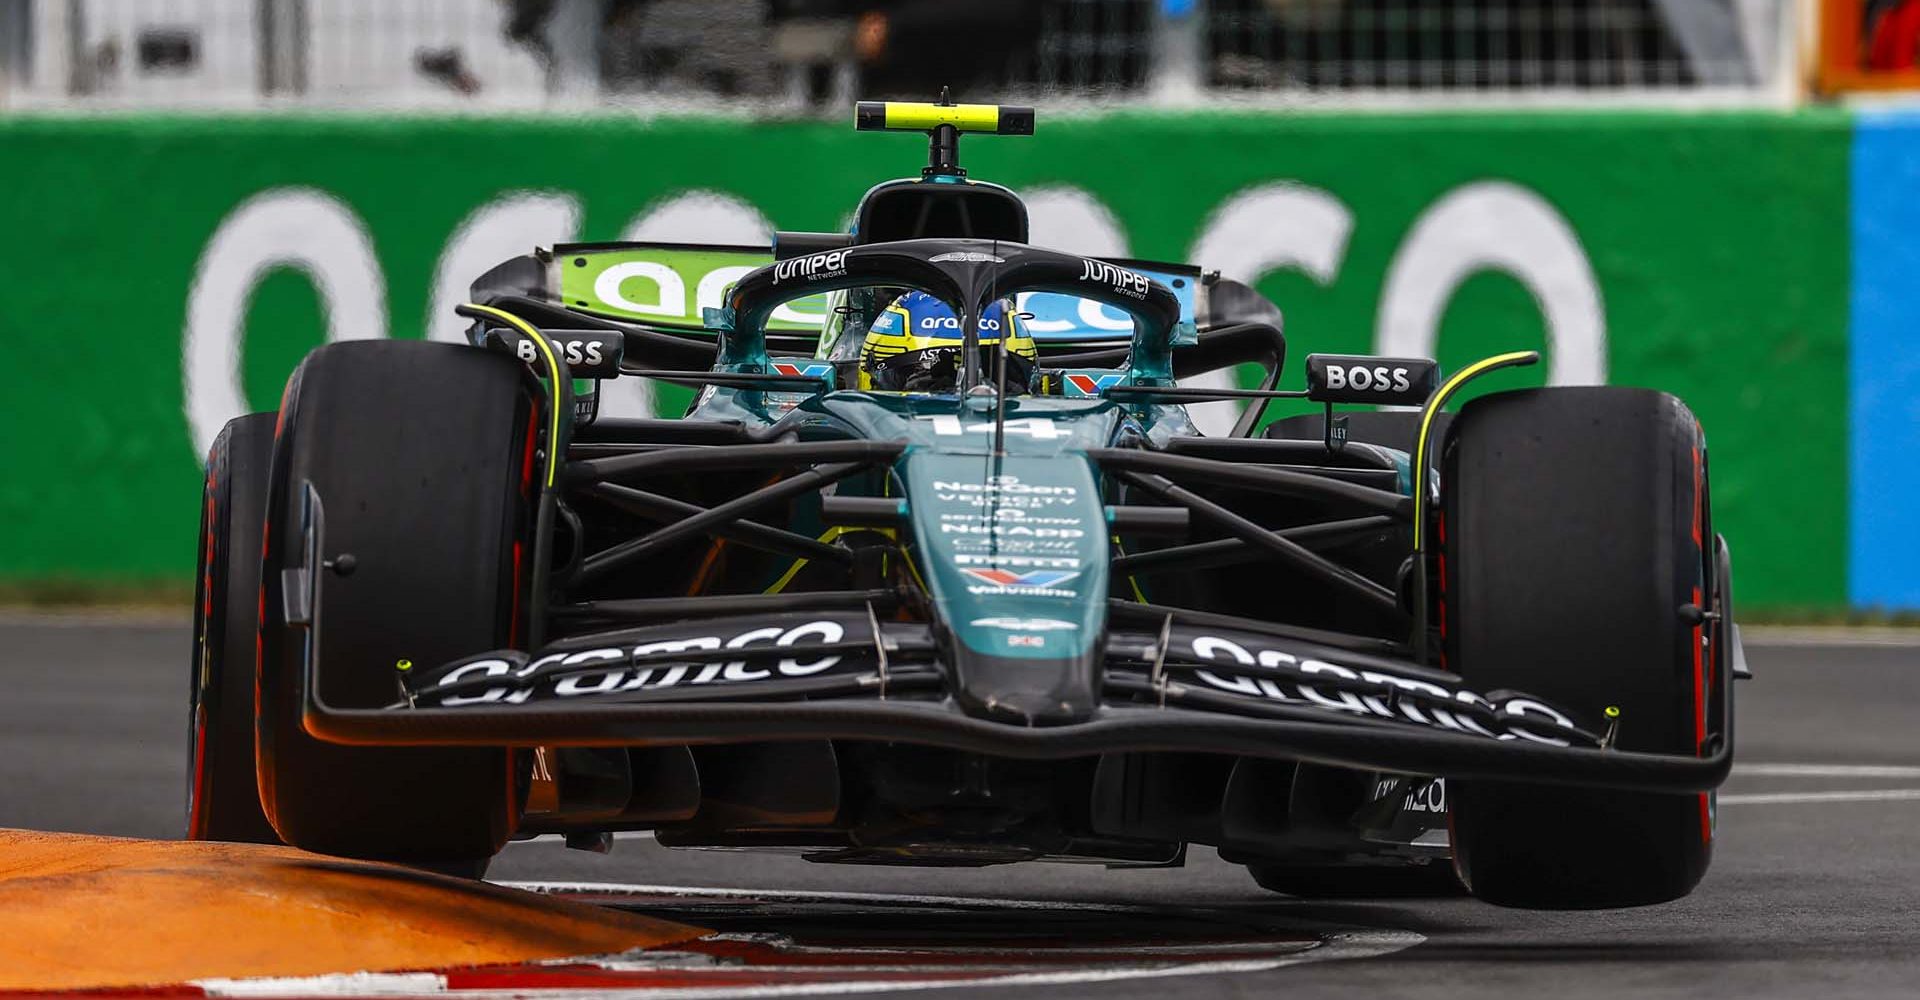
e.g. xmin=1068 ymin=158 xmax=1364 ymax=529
xmin=0 ymin=111 xmax=1851 ymax=608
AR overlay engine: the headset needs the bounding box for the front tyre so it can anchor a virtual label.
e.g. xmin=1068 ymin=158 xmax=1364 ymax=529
xmin=258 ymin=340 xmax=534 ymax=866
xmin=1442 ymin=387 xmax=1720 ymax=909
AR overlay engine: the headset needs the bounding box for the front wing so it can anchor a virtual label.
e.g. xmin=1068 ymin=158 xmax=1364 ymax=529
xmin=283 ymin=484 xmax=1732 ymax=796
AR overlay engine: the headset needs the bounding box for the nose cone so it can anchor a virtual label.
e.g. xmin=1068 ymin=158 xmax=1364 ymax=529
xmin=949 ymin=647 xmax=1100 ymax=726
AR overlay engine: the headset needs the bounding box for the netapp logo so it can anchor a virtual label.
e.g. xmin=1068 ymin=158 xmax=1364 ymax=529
xmin=1077 ymin=259 xmax=1149 ymax=300
xmin=773 ymin=249 xmax=850 ymax=284
xmin=1323 ymin=364 xmax=1413 ymax=394
xmin=929 ymin=251 xmax=1005 ymax=264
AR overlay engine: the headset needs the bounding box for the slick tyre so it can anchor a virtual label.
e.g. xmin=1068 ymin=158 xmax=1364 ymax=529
xmin=1442 ymin=387 xmax=1718 ymax=909
xmin=1248 ymin=861 xmax=1465 ymax=899
xmin=187 ymin=412 xmax=282 ymax=844
xmin=258 ymin=340 xmax=535 ymax=865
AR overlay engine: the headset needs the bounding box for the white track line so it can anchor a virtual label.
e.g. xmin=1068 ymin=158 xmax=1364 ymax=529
xmin=499 ymin=882 xmax=1163 ymax=913
xmin=1735 ymin=763 xmax=1920 ymax=779
xmin=0 ymin=608 xmax=188 ymax=628
xmin=1718 ymin=788 xmax=1920 ymax=806
xmin=506 ymin=831 xmax=656 ymax=847
xmin=199 ymin=884 xmax=1422 ymax=999
xmin=196 ymin=931 xmax=1423 ymax=1000
xmin=1739 ymin=626 xmax=1920 ymax=648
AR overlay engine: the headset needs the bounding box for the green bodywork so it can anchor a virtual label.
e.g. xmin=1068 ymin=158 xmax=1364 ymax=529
xmin=685 ymin=383 xmax=1201 ymax=670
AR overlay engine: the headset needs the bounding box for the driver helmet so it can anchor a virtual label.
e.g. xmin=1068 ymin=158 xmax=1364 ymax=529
xmin=858 ymin=290 xmax=1037 ymax=393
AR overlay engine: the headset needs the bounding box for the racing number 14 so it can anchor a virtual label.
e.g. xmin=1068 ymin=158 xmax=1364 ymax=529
xmin=924 ymin=416 xmax=1067 ymax=440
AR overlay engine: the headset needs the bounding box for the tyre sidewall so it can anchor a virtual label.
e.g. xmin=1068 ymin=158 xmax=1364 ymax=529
xmin=1442 ymin=387 xmax=1715 ymax=909
xmin=257 ymin=340 xmax=530 ymax=864
xmin=188 ymin=412 xmax=281 ymax=844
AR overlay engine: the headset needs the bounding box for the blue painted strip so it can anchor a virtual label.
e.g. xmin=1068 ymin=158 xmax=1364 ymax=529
xmin=1849 ymin=112 xmax=1920 ymax=609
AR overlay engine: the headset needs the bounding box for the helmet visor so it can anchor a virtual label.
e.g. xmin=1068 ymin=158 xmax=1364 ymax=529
xmin=868 ymin=346 xmax=1036 ymax=393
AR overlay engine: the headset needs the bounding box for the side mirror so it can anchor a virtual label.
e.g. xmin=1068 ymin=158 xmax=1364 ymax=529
xmin=1305 ymin=354 xmax=1438 ymax=407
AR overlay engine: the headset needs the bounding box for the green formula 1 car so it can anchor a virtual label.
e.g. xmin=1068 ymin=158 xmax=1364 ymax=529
xmin=188 ymin=99 xmax=1740 ymax=908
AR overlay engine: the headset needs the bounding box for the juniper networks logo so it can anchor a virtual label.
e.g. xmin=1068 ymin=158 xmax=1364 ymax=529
xmin=1077 ymin=259 xmax=1150 ymax=299
xmin=772 ymin=249 xmax=850 ymax=284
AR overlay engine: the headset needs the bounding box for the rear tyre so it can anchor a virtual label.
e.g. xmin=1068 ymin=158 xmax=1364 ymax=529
xmin=1443 ymin=387 xmax=1717 ymax=909
xmin=187 ymin=412 xmax=282 ymax=844
xmin=1249 ymin=861 xmax=1465 ymax=899
xmin=258 ymin=340 xmax=534 ymax=865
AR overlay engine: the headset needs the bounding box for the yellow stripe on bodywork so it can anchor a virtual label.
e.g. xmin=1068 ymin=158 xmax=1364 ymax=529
xmin=764 ymin=526 xmax=897 ymax=594
xmin=1111 ymin=537 xmax=1150 ymax=604
xmin=462 ymin=302 xmax=566 ymax=490
xmin=1409 ymin=350 xmax=1540 ymax=549
xmin=884 ymin=103 xmax=1000 ymax=131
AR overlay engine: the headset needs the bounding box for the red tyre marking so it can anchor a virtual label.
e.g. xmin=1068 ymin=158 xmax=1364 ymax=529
xmin=255 ymin=468 xmax=274 ymax=827
xmin=189 ymin=466 xmax=222 ymax=841
xmin=187 ymin=705 xmax=211 ymax=839
xmin=508 ymin=543 xmax=524 ymax=646
xmin=504 ymin=403 xmax=542 ymax=831
xmin=1691 ymin=442 xmax=1711 ymax=845
xmin=518 ymin=404 xmax=539 ymax=492
xmin=507 ymin=403 xmax=538 ymax=649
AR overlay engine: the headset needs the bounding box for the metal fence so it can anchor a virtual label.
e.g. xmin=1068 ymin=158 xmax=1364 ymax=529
xmin=0 ymin=0 xmax=1800 ymax=111
xmin=1207 ymin=0 xmax=1768 ymax=90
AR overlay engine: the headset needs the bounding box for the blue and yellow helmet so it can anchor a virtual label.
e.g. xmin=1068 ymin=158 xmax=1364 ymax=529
xmin=859 ymin=290 xmax=1038 ymax=392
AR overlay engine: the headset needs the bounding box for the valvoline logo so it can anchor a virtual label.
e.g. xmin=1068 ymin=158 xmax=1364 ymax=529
xmin=770 ymin=361 xmax=833 ymax=379
xmin=1063 ymin=372 xmax=1124 ymax=398
xmin=961 ymin=568 xmax=1082 ymax=589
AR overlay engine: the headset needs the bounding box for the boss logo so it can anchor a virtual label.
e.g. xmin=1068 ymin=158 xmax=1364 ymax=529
xmin=1327 ymin=364 xmax=1410 ymax=393
xmin=1305 ymin=354 xmax=1437 ymax=406
xmin=501 ymin=330 xmax=623 ymax=379
xmin=514 ymin=337 xmax=603 ymax=368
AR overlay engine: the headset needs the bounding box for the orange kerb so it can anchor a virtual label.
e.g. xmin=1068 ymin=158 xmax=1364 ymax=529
xmin=0 ymin=829 xmax=705 ymax=991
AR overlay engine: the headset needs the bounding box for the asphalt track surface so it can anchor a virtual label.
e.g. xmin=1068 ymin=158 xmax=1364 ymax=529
xmin=5 ymin=616 xmax=1920 ymax=998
